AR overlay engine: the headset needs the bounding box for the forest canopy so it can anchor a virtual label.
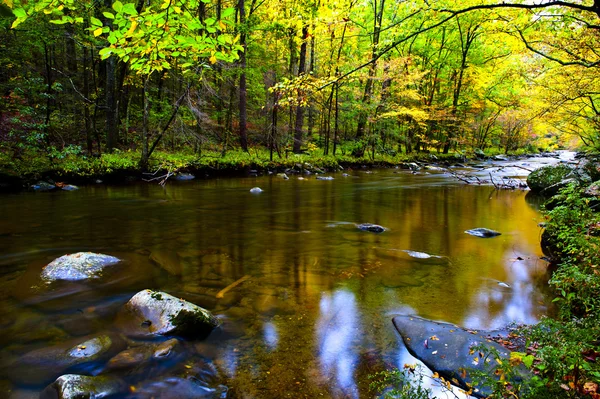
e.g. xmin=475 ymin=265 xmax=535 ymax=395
xmin=1 ymin=0 xmax=599 ymax=167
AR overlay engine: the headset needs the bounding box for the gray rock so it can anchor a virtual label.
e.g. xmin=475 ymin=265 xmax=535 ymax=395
xmin=465 ymin=228 xmax=501 ymax=238
xmin=316 ymin=176 xmax=334 ymax=180
xmin=584 ymin=181 xmax=600 ymax=197
xmin=150 ymin=249 xmax=182 ymax=276
xmin=276 ymin=173 xmax=289 ymax=180
xmin=493 ymin=155 xmax=509 ymax=161
xmin=393 ymin=316 xmax=528 ymax=398
xmin=118 ymin=290 xmax=219 ymax=339
xmin=357 ymin=223 xmax=386 ymax=233
xmin=40 ymin=374 xmax=126 ymax=399
xmin=8 ymin=334 xmax=122 ymax=385
xmin=105 ymin=339 xmax=180 ymax=372
xmin=32 ymin=182 xmax=56 ymax=192
xmin=423 ymin=165 xmax=446 ymax=171
xmin=526 ymin=164 xmax=573 ymax=194
xmin=61 ymin=185 xmax=79 ymax=191
xmin=474 ymin=148 xmax=486 ymax=158
xmin=41 ymin=252 xmax=121 ymax=282
xmin=174 ymin=173 xmax=195 ymax=181
xmin=134 ymin=377 xmax=227 ymax=399
xmin=249 ymin=187 xmax=263 ymax=193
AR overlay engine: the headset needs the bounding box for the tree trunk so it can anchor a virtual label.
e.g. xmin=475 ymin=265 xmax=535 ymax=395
xmin=293 ymin=25 xmax=309 ymax=153
xmin=140 ymin=76 xmax=150 ymax=170
xmin=356 ymin=0 xmax=385 ymax=139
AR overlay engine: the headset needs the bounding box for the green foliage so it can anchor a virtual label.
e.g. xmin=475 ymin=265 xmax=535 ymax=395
xmin=369 ymin=365 xmax=433 ymax=399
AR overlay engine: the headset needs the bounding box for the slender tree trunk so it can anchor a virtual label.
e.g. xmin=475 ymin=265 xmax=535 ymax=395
xmin=83 ymin=44 xmax=92 ymax=155
xmin=293 ymin=25 xmax=309 ymax=153
xmin=140 ymin=76 xmax=150 ymax=170
xmin=238 ymin=5 xmax=249 ymax=151
xmin=356 ymin=0 xmax=385 ymax=139
xmin=105 ymin=55 xmax=118 ymax=151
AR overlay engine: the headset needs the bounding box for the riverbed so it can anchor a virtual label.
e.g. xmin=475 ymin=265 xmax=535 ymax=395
xmin=0 ymin=153 xmax=572 ymax=398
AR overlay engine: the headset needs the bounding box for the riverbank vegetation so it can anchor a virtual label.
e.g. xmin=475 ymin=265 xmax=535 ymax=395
xmin=2 ymin=0 xmax=598 ymax=180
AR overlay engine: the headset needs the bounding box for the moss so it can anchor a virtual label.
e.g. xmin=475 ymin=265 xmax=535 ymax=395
xmin=526 ymin=164 xmax=573 ymax=194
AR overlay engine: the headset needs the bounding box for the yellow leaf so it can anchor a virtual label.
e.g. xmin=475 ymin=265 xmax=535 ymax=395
xmin=127 ymin=20 xmax=138 ymax=35
xmin=219 ymin=20 xmax=226 ymax=30
xmin=93 ymin=27 xmax=103 ymax=37
xmin=3 ymin=0 xmax=13 ymax=8
xmin=209 ymin=55 xmax=217 ymax=64
xmin=174 ymin=6 xmax=181 ymax=13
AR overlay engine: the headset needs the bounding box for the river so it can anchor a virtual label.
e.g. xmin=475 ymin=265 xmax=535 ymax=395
xmin=0 ymin=153 xmax=573 ymax=398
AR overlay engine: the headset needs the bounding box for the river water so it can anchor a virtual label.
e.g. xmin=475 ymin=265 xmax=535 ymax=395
xmin=0 ymin=154 xmax=572 ymax=398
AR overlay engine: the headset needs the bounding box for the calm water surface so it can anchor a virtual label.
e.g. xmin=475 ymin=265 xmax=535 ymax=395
xmin=0 ymin=163 xmax=559 ymax=398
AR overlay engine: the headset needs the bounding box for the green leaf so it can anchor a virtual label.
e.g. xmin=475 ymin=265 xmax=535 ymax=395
xmin=91 ymin=16 xmax=102 ymax=26
xmin=108 ymin=34 xmax=117 ymax=44
xmin=12 ymin=7 xmax=26 ymax=18
xmin=98 ymin=47 xmax=113 ymax=58
xmin=112 ymin=1 xmax=123 ymax=12
xmin=103 ymin=12 xmax=115 ymax=19
xmin=222 ymin=7 xmax=235 ymax=18
xmin=122 ymin=3 xmax=137 ymax=15
xmin=205 ymin=17 xmax=215 ymax=26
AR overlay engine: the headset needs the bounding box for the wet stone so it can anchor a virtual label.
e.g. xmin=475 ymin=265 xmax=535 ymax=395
xmin=393 ymin=315 xmax=529 ymax=398
xmin=7 ymin=334 xmax=123 ymax=385
xmin=465 ymin=228 xmax=501 ymax=238
xmin=357 ymin=223 xmax=386 ymax=233
xmin=118 ymin=289 xmax=220 ymax=339
xmin=40 ymin=374 xmax=126 ymax=399
xmin=41 ymin=252 xmax=121 ymax=282
xmin=174 ymin=173 xmax=195 ymax=181
xmin=133 ymin=377 xmax=227 ymax=399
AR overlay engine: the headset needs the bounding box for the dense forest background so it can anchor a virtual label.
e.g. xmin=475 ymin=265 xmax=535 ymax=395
xmin=1 ymin=0 xmax=599 ymax=169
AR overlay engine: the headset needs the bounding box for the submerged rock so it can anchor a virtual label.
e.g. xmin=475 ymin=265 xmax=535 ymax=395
xmin=41 ymin=252 xmax=121 ymax=282
xmin=465 ymin=228 xmax=501 ymax=238
xmin=8 ymin=334 xmax=123 ymax=385
xmin=316 ymin=176 xmax=334 ymax=180
xmin=40 ymin=374 xmax=126 ymax=399
xmin=31 ymin=181 xmax=56 ymax=192
xmin=249 ymin=187 xmax=263 ymax=193
xmin=105 ymin=338 xmax=181 ymax=372
xmin=276 ymin=173 xmax=289 ymax=180
xmin=134 ymin=377 xmax=227 ymax=399
xmin=60 ymin=184 xmax=79 ymax=191
xmin=150 ymin=249 xmax=182 ymax=276
xmin=118 ymin=290 xmax=219 ymax=339
xmin=357 ymin=223 xmax=386 ymax=233
xmin=174 ymin=173 xmax=195 ymax=181
xmin=392 ymin=316 xmax=528 ymax=398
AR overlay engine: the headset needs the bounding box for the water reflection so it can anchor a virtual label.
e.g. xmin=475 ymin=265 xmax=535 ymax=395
xmin=263 ymin=320 xmax=278 ymax=350
xmin=463 ymin=250 xmax=549 ymax=330
xmin=316 ymin=290 xmax=360 ymax=399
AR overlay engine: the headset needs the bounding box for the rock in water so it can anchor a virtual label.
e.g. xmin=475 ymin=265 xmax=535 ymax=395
xmin=277 ymin=173 xmax=289 ymax=180
xmin=119 ymin=289 xmax=219 ymax=339
xmin=316 ymin=176 xmax=334 ymax=180
xmin=250 ymin=187 xmax=263 ymax=193
xmin=357 ymin=223 xmax=386 ymax=233
xmin=464 ymin=228 xmax=501 ymax=238
xmin=32 ymin=181 xmax=56 ymax=192
xmin=41 ymin=374 xmax=126 ymax=399
xmin=392 ymin=316 xmax=528 ymax=398
xmin=7 ymin=334 xmax=123 ymax=385
xmin=41 ymin=252 xmax=121 ymax=282
xmin=174 ymin=173 xmax=195 ymax=181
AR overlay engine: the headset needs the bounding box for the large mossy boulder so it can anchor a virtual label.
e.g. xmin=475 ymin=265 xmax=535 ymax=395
xmin=40 ymin=374 xmax=126 ymax=399
xmin=393 ymin=316 xmax=529 ymax=398
xmin=118 ymin=290 xmax=219 ymax=339
xmin=526 ymin=164 xmax=574 ymax=195
xmin=41 ymin=252 xmax=121 ymax=282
